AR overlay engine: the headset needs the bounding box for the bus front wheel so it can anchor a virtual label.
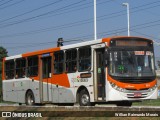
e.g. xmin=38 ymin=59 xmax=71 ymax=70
xmin=25 ymin=90 xmax=35 ymax=106
xmin=79 ymin=89 xmax=91 ymax=106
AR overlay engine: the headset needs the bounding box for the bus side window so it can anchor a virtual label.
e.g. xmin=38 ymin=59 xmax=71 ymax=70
xmin=15 ymin=58 xmax=26 ymax=79
xmin=27 ymin=56 xmax=38 ymax=77
xmin=78 ymin=47 xmax=91 ymax=72
xmin=5 ymin=60 xmax=14 ymax=80
xmin=65 ymin=49 xmax=77 ymax=73
xmin=53 ymin=51 xmax=64 ymax=74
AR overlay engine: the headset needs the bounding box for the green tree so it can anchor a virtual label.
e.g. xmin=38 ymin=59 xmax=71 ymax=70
xmin=0 ymin=46 xmax=8 ymax=60
xmin=0 ymin=46 xmax=8 ymax=101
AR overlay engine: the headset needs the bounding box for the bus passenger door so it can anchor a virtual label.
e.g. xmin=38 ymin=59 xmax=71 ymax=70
xmin=94 ymin=48 xmax=106 ymax=101
xmin=42 ymin=56 xmax=52 ymax=102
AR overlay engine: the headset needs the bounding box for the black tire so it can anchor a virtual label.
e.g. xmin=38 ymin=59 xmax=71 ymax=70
xmin=25 ymin=90 xmax=35 ymax=106
xmin=79 ymin=89 xmax=91 ymax=106
xmin=116 ymin=101 xmax=132 ymax=107
xmin=19 ymin=103 xmax=22 ymax=105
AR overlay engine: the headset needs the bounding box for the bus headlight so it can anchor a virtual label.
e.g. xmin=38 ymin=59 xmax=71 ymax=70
xmin=110 ymin=82 xmax=125 ymax=92
xmin=149 ymin=85 xmax=157 ymax=92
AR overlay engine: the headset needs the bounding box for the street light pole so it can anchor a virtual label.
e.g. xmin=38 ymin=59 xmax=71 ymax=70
xmin=123 ymin=3 xmax=130 ymax=36
xmin=94 ymin=0 xmax=97 ymax=40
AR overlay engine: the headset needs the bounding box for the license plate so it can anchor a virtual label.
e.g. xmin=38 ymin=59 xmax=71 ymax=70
xmin=134 ymin=92 xmax=142 ymax=97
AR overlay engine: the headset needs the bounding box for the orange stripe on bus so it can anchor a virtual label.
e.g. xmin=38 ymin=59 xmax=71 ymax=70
xmin=102 ymin=38 xmax=111 ymax=43
xmin=22 ymin=47 xmax=60 ymax=57
xmin=52 ymin=73 xmax=70 ymax=88
xmin=30 ymin=73 xmax=70 ymax=88
xmin=107 ymin=75 xmax=156 ymax=90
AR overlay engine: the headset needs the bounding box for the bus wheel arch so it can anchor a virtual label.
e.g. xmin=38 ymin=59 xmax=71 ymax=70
xmin=25 ymin=89 xmax=35 ymax=106
xmin=76 ymin=86 xmax=91 ymax=106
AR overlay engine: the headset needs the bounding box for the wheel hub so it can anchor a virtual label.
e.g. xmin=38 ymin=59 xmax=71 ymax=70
xmin=28 ymin=95 xmax=34 ymax=105
xmin=81 ymin=94 xmax=89 ymax=105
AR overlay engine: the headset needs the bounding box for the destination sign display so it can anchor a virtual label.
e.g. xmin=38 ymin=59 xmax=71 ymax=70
xmin=115 ymin=40 xmax=148 ymax=47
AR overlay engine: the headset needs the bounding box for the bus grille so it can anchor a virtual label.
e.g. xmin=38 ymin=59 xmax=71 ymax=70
xmin=125 ymin=88 xmax=149 ymax=91
xmin=127 ymin=93 xmax=148 ymax=98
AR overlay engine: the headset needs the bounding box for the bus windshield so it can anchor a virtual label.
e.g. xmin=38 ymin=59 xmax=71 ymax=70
xmin=109 ymin=50 xmax=155 ymax=77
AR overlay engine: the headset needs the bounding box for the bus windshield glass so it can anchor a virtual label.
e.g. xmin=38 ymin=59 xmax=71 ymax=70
xmin=109 ymin=50 xmax=155 ymax=77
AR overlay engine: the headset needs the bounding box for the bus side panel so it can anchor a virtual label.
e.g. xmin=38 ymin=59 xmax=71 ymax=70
xmin=3 ymin=80 xmax=17 ymax=102
xmin=16 ymin=79 xmax=40 ymax=103
xmin=52 ymin=84 xmax=58 ymax=103
xmin=58 ymin=87 xmax=75 ymax=103
xmin=51 ymin=73 xmax=75 ymax=103
xmin=51 ymin=85 xmax=75 ymax=103
xmin=16 ymin=79 xmax=30 ymax=103
xmin=50 ymin=72 xmax=94 ymax=103
xmin=3 ymin=79 xmax=41 ymax=104
xmin=48 ymin=83 xmax=52 ymax=102
xmin=73 ymin=72 xmax=94 ymax=102
xmin=29 ymin=79 xmax=40 ymax=103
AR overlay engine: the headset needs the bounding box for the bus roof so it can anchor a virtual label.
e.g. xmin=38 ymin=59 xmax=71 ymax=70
xmin=4 ymin=36 xmax=152 ymax=60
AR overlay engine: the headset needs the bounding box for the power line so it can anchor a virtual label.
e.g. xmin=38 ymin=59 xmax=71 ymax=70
xmin=100 ymin=21 xmax=160 ymax=39
xmin=0 ymin=0 xmax=159 ymax=30
xmin=0 ymin=0 xmax=14 ymax=7
xmin=0 ymin=0 xmax=63 ymax=23
xmin=0 ymin=19 xmax=93 ymax=38
xmin=0 ymin=0 xmax=27 ymax=10
xmin=1 ymin=1 xmax=160 ymax=39
xmin=13 ymin=0 xmax=160 ymax=25
xmin=6 ymin=39 xmax=86 ymax=49
xmin=0 ymin=0 xmax=116 ymax=28
xmin=7 ymin=0 xmax=113 ymax=26
xmin=20 ymin=0 xmax=114 ymax=24
xmin=131 ymin=30 xmax=160 ymax=45
xmin=0 ymin=0 xmax=86 ymax=28
xmin=5 ymin=20 xmax=160 ymax=50
xmin=2 ymin=0 xmax=160 ymax=50
xmin=0 ymin=0 xmax=111 ymax=24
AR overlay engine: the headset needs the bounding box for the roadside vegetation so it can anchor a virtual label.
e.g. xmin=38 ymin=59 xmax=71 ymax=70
xmin=133 ymin=99 xmax=160 ymax=106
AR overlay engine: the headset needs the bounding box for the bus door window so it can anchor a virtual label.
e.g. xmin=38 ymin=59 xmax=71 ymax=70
xmin=42 ymin=57 xmax=51 ymax=78
xmin=96 ymin=48 xmax=105 ymax=99
xmin=42 ymin=56 xmax=51 ymax=102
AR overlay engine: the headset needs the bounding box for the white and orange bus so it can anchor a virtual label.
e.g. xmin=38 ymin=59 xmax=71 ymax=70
xmin=2 ymin=36 xmax=157 ymax=106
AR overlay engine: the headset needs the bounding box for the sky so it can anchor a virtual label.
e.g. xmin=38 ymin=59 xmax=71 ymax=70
xmin=0 ymin=0 xmax=160 ymax=60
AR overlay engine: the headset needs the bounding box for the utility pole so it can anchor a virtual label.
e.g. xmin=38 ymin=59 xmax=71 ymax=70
xmin=123 ymin=3 xmax=130 ymax=36
xmin=94 ymin=0 xmax=97 ymax=40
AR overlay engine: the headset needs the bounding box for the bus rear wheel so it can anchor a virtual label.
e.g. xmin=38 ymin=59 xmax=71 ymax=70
xmin=26 ymin=90 xmax=35 ymax=106
xmin=79 ymin=90 xmax=91 ymax=106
